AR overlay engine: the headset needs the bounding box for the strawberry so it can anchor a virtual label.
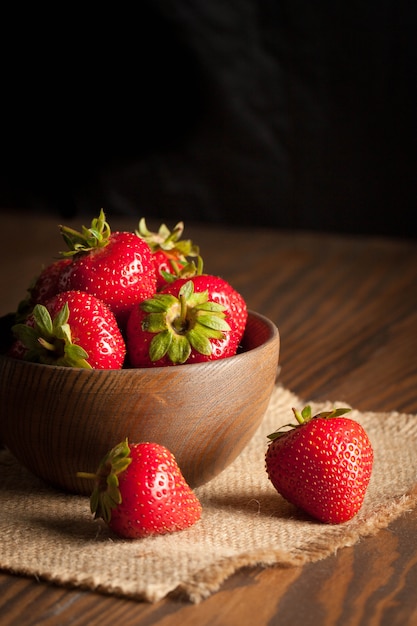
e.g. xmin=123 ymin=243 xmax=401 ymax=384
xmin=135 ymin=218 xmax=199 ymax=290
xmin=126 ymin=276 xmax=246 ymax=367
xmin=161 ymin=272 xmax=248 ymax=345
xmin=77 ymin=439 xmax=202 ymax=538
xmin=29 ymin=258 xmax=73 ymax=306
xmin=9 ymin=290 xmax=126 ymax=369
xmin=265 ymin=405 xmax=374 ymax=524
xmin=57 ymin=210 xmax=157 ymax=329
xmin=11 ymin=258 xmax=73 ymax=324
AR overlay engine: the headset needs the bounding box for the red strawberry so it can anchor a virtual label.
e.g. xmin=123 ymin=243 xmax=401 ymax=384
xmin=29 ymin=258 xmax=72 ymax=305
xmin=135 ymin=218 xmax=199 ymax=290
xmin=9 ymin=290 xmax=126 ymax=369
xmin=126 ymin=277 xmax=246 ymax=367
xmin=265 ymin=405 xmax=374 ymax=524
xmin=12 ymin=258 xmax=73 ymax=323
xmin=77 ymin=439 xmax=202 ymax=538
xmin=57 ymin=210 xmax=157 ymax=329
xmin=161 ymin=273 xmax=248 ymax=343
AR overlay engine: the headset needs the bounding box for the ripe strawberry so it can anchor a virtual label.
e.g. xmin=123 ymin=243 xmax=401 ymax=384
xmin=9 ymin=290 xmax=126 ymax=369
xmin=29 ymin=258 xmax=73 ymax=306
xmin=77 ymin=439 xmax=202 ymax=538
xmin=12 ymin=258 xmax=73 ymax=323
xmin=265 ymin=405 xmax=374 ymax=524
xmin=57 ymin=210 xmax=157 ymax=329
xmin=126 ymin=277 xmax=246 ymax=367
xmin=135 ymin=218 xmax=199 ymax=290
xmin=161 ymin=272 xmax=248 ymax=344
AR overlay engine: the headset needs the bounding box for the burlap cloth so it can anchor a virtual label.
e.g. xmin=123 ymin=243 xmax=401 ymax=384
xmin=1 ymin=385 xmax=417 ymax=603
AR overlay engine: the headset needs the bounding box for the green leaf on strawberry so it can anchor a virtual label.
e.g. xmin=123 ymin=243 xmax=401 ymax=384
xmin=9 ymin=291 xmax=126 ymax=369
xmin=79 ymin=439 xmax=132 ymax=524
xmin=11 ymin=302 xmax=91 ymax=368
xmin=136 ymin=279 xmax=231 ymax=365
xmin=267 ymin=405 xmax=352 ymax=440
xmin=59 ymin=208 xmax=111 ymax=256
xmin=136 ymin=218 xmax=199 ymax=258
xmin=136 ymin=218 xmax=200 ymax=289
xmin=159 ymin=256 xmax=204 ymax=285
xmin=77 ymin=439 xmax=202 ymax=538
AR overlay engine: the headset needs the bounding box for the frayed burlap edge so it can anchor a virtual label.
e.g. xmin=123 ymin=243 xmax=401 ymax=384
xmin=171 ymin=487 xmax=417 ymax=603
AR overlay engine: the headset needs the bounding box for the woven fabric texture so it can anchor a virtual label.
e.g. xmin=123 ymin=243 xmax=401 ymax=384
xmin=1 ymin=386 xmax=416 ymax=603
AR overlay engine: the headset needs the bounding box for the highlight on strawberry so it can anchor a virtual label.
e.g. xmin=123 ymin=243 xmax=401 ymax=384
xmin=265 ymin=405 xmax=374 ymax=524
xmin=77 ymin=439 xmax=202 ymax=539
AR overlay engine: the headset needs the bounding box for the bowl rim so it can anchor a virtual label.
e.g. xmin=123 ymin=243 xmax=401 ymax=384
xmin=0 ymin=309 xmax=278 ymax=375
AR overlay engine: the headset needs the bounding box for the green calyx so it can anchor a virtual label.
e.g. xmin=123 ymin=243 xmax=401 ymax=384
xmin=267 ymin=405 xmax=351 ymax=441
xmin=160 ymin=255 xmax=204 ymax=284
xmin=136 ymin=217 xmax=199 ymax=258
xmin=11 ymin=303 xmax=92 ymax=368
xmin=76 ymin=439 xmax=132 ymax=523
xmin=59 ymin=208 xmax=111 ymax=257
xmin=140 ymin=279 xmax=231 ymax=364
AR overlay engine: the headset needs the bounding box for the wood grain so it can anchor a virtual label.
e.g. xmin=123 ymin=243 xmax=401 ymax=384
xmin=1 ymin=211 xmax=417 ymax=625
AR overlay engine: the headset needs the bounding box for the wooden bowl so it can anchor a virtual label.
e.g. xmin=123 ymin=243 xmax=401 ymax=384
xmin=0 ymin=311 xmax=279 ymax=495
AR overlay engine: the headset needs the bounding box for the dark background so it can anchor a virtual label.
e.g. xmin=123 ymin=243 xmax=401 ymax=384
xmin=0 ymin=2 xmax=415 ymax=237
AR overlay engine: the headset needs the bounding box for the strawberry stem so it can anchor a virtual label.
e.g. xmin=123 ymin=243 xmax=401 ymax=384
xmin=59 ymin=209 xmax=111 ymax=257
xmin=171 ymin=280 xmax=194 ymax=334
xmin=38 ymin=337 xmax=57 ymax=352
xmin=292 ymin=405 xmax=312 ymax=425
xmin=76 ymin=440 xmax=132 ymax=523
xmin=76 ymin=471 xmax=96 ymax=480
xmin=176 ymin=289 xmax=188 ymax=332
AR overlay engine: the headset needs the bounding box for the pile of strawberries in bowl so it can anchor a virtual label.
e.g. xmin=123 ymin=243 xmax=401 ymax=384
xmin=6 ymin=210 xmax=248 ymax=370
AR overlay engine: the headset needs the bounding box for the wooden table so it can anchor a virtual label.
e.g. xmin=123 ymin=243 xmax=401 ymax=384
xmin=1 ymin=211 xmax=417 ymax=625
